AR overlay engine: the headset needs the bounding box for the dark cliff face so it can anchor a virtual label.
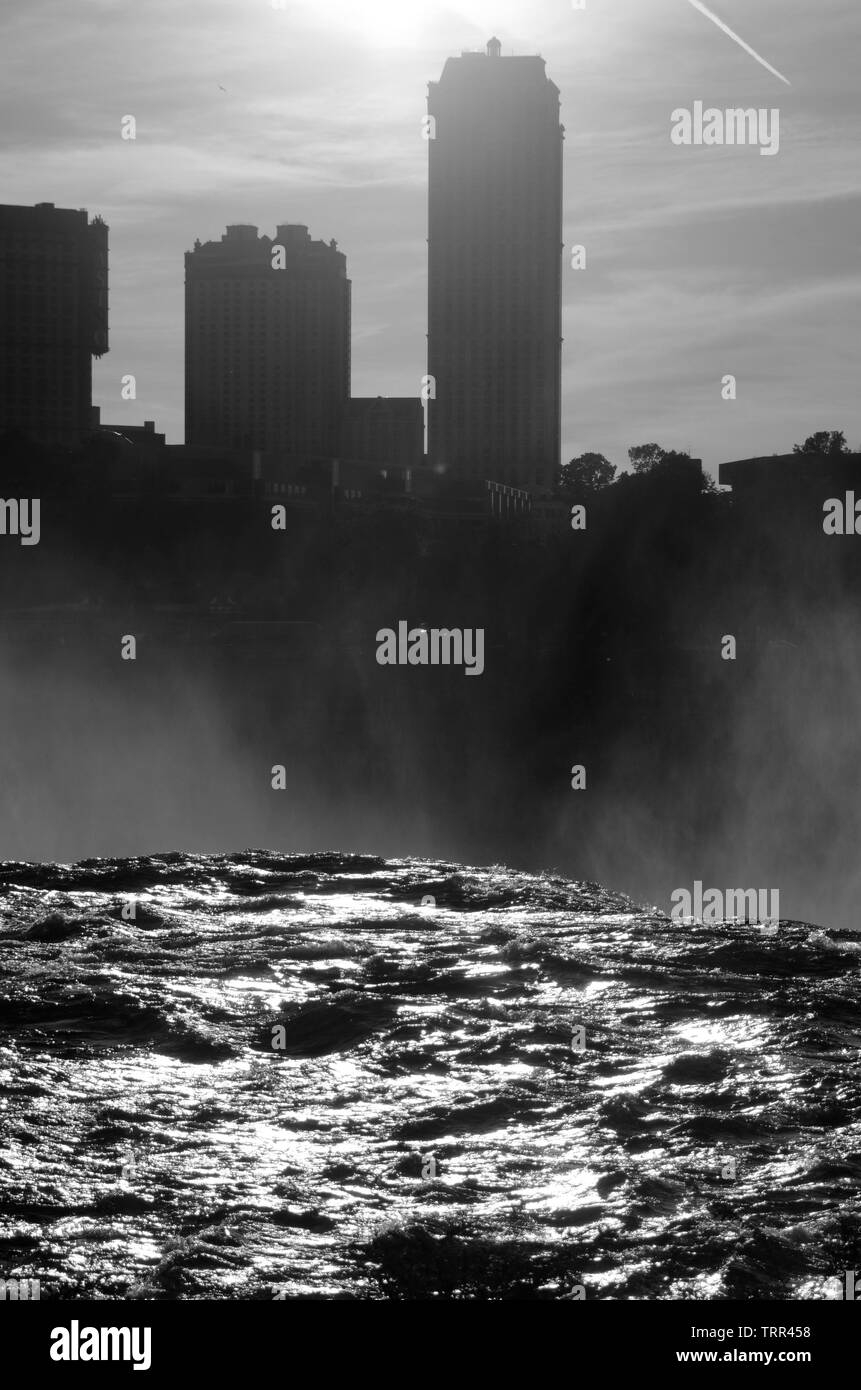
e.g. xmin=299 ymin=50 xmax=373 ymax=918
xmin=0 ymin=852 xmax=856 ymax=1301
xmin=0 ymin=475 xmax=859 ymax=928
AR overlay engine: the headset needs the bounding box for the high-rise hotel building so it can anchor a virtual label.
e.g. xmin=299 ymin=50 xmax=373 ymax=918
xmin=185 ymin=223 xmax=350 ymax=456
xmin=0 ymin=202 xmax=108 ymax=446
xmin=427 ymin=38 xmax=563 ymax=492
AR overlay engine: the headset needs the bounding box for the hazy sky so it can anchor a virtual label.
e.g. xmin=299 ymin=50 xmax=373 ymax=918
xmin=3 ymin=0 xmax=859 ymax=477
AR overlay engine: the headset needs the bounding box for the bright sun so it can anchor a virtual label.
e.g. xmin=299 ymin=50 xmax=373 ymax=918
xmin=291 ymin=0 xmax=432 ymax=48
xmin=287 ymin=0 xmax=533 ymax=52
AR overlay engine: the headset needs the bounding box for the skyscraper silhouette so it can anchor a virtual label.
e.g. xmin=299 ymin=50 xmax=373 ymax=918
xmin=185 ymin=223 xmax=350 ymax=457
xmin=0 ymin=202 xmax=108 ymax=446
xmin=427 ymin=38 xmax=563 ymax=493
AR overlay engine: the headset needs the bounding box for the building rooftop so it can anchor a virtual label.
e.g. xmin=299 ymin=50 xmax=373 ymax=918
xmin=720 ymin=452 xmax=861 ymax=486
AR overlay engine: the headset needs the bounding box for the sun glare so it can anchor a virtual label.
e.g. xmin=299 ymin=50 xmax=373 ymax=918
xmin=285 ymin=0 xmax=545 ymax=54
xmin=291 ymin=0 xmax=431 ymax=48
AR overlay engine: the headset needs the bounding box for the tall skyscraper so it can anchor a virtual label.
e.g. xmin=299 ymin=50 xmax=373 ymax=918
xmin=0 ymin=202 xmax=108 ymax=446
xmin=185 ymin=223 xmax=350 ymax=457
xmin=427 ymin=38 xmax=563 ymax=493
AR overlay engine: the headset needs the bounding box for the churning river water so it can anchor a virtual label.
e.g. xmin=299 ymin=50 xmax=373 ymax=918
xmin=1 ymin=852 xmax=859 ymax=1300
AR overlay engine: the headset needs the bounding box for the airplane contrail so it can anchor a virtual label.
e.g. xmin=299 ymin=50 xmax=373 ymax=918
xmin=686 ymin=0 xmax=791 ymax=86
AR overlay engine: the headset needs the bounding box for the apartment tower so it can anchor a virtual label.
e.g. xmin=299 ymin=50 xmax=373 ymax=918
xmin=427 ymin=38 xmax=563 ymax=491
xmin=185 ymin=223 xmax=350 ymax=457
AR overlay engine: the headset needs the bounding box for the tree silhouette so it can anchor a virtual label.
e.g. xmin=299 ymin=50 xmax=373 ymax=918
xmin=628 ymin=443 xmax=666 ymax=474
xmin=555 ymin=452 xmax=616 ymax=497
xmin=628 ymin=443 xmax=694 ymax=475
xmin=792 ymin=431 xmax=850 ymax=457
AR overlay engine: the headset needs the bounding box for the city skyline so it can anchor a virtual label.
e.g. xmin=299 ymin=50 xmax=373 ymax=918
xmin=1 ymin=0 xmax=859 ymax=477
